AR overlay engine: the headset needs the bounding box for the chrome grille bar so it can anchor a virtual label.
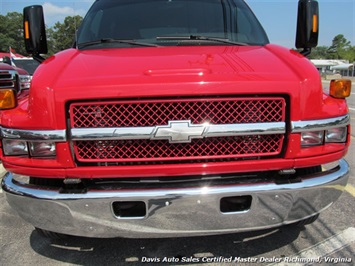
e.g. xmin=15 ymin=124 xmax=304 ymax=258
xmin=71 ymin=122 xmax=286 ymax=142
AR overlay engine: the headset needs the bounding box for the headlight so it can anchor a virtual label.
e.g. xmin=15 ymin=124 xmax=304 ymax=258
xmin=2 ymin=139 xmax=28 ymax=155
xmin=29 ymin=142 xmax=56 ymax=157
xmin=301 ymin=126 xmax=347 ymax=147
xmin=325 ymin=127 xmax=347 ymax=143
xmin=301 ymin=131 xmax=324 ymax=147
xmin=19 ymin=75 xmax=31 ymax=90
xmin=2 ymin=139 xmax=56 ymax=157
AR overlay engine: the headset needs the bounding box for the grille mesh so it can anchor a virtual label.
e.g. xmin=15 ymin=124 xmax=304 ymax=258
xmin=70 ymin=97 xmax=286 ymax=164
xmin=75 ymin=135 xmax=284 ymax=163
xmin=70 ymin=98 xmax=285 ymax=128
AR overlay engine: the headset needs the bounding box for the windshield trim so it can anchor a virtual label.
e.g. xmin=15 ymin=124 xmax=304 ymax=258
xmin=156 ymin=35 xmax=248 ymax=46
xmin=77 ymin=38 xmax=161 ymax=49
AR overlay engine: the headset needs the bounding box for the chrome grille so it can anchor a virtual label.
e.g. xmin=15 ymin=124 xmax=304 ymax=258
xmin=70 ymin=97 xmax=286 ymax=164
xmin=0 ymin=70 xmax=18 ymax=90
xmin=70 ymin=98 xmax=285 ymax=128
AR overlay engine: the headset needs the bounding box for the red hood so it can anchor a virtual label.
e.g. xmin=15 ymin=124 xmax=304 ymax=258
xmin=39 ymin=45 xmax=306 ymax=91
xmin=0 ymin=63 xmax=16 ymax=71
xmin=15 ymin=67 xmax=29 ymax=75
xmin=4 ymin=45 xmax=327 ymax=129
xmin=0 ymin=63 xmax=29 ymax=75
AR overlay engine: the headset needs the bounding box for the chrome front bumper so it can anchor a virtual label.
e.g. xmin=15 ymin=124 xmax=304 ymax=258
xmin=1 ymin=159 xmax=350 ymax=238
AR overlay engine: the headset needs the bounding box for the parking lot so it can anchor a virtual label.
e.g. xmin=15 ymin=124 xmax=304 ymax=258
xmin=0 ymin=80 xmax=354 ymax=266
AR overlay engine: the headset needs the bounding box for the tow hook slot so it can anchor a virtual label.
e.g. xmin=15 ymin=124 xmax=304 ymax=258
xmin=220 ymin=195 xmax=252 ymax=213
xmin=112 ymin=201 xmax=146 ymax=218
xmin=59 ymin=180 xmax=87 ymax=194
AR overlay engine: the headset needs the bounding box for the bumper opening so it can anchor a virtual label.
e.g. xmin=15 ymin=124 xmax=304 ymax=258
xmin=220 ymin=195 xmax=252 ymax=213
xmin=112 ymin=201 xmax=146 ymax=218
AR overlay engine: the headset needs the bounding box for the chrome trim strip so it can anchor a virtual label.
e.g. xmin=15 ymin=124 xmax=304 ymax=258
xmin=0 ymin=115 xmax=348 ymax=143
xmin=71 ymin=127 xmax=155 ymax=141
xmin=0 ymin=127 xmax=66 ymax=142
xmin=291 ymin=114 xmax=350 ymax=133
xmin=71 ymin=122 xmax=286 ymax=141
xmin=1 ymin=159 xmax=349 ymax=238
xmin=205 ymin=122 xmax=286 ymax=137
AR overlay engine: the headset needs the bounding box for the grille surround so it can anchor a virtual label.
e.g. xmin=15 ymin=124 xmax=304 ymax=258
xmin=70 ymin=97 xmax=286 ymax=164
xmin=70 ymin=97 xmax=285 ymax=128
xmin=0 ymin=70 xmax=18 ymax=90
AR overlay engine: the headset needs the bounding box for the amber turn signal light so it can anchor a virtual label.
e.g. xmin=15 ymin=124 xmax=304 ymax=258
xmin=0 ymin=89 xmax=17 ymax=109
xmin=24 ymin=21 xmax=30 ymax=39
xmin=312 ymin=15 xmax=318 ymax=33
xmin=329 ymin=79 xmax=352 ymax=99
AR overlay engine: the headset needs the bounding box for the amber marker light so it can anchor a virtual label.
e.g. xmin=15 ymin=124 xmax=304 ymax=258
xmin=329 ymin=79 xmax=352 ymax=99
xmin=312 ymin=15 xmax=318 ymax=33
xmin=0 ymin=89 xmax=16 ymax=109
xmin=24 ymin=21 xmax=30 ymax=39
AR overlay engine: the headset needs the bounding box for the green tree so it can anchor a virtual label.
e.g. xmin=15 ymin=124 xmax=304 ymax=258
xmin=346 ymin=46 xmax=355 ymax=62
xmin=46 ymin=27 xmax=56 ymax=56
xmin=0 ymin=12 xmax=27 ymax=55
xmin=309 ymin=46 xmax=330 ymax=59
xmin=50 ymin=15 xmax=83 ymax=53
xmin=327 ymin=34 xmax=352 ymax=60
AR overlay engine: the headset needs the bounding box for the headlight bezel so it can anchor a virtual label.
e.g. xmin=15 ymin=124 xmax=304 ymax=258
xmin=2 ymin=139 xmax=57 ymax=158
xmin=301 ymin=126 xmax=348 ymax=148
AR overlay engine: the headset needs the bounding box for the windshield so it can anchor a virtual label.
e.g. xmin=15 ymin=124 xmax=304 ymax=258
xmin=13 ymin=59 xmax=40 ymax=75
xmin=77 ymin=0 xmax=269 ymax=48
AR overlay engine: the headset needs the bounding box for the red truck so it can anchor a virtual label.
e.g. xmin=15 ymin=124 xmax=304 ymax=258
xmin=0 ymin=0 xmax=351 ymax=239
xmin=0 ymin=60 xmax=31 ymax=92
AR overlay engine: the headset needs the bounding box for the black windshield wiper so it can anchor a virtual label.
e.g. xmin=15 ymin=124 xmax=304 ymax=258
xmin=156 ymin=35 xmax=248 ymax=46
xmin=78 ymin=38 xmax=160 ymax=49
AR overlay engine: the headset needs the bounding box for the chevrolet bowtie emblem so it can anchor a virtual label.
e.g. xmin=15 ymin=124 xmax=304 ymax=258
xmin=153 ymin=120 xmax=207 ymax=143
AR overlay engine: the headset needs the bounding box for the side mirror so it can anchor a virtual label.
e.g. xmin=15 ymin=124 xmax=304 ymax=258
xmin=23 ymin=5 xmax=48 ymax=62
xmin=295 ymin=0 xmax=319 ymax=56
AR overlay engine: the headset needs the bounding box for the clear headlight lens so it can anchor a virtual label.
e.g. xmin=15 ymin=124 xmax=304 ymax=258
xmin=301 ymin=127 xmax=347 ymax=147
xmin=29 ymin=142 xmax=56 ymax=157
xmin=301 ymin=131 xmax=324 ymax=147
xmin=325 ymin=127 xmax=347 ymax=143
xmin=19 ymin=75 xmax=31 ymax=90
xmin=3 ymin=139 xmax=28 ymax=155
xmin=2 ymin=140 xmax=56 ymax=157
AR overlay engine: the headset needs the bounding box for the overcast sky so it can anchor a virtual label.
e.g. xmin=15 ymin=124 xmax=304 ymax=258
xmin=0 ymin=0 xmax=354 ymax=48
